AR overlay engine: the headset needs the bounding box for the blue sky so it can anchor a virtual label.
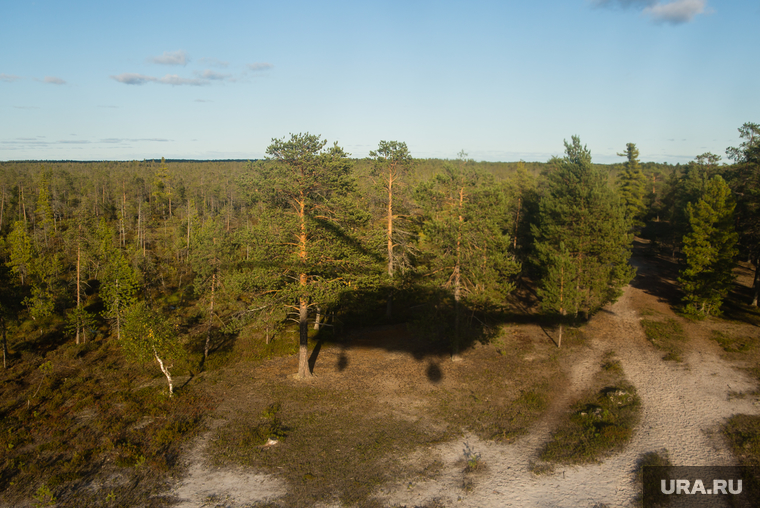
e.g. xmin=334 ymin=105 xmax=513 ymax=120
xmin=1 ymin=0 xmax=758 ymax=163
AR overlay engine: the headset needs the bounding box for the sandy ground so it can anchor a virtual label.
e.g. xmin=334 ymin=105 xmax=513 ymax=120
xmin=168 ymin=260 xmax=760 ymax=507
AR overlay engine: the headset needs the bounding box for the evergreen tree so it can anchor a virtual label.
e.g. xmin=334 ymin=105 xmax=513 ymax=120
xmin=369 ymin=140 xmax=414 ymax=318
xmin=190 ymin=217 xmax=234 ymax=361
xmin=533 ymin=136 xmax=634 ymax=321
xmin=538 ymin=243 xmax=578 ymax=347
xmin=616 ymin=143 xmax=648 ymax=228
xmin=726 ymin=122 xmax=760 ymax=306
xmin=244 ymin=133 xmax=356 ymax=378
xmin=416 ymin=155 xmax=520 ymax=357
xmin=678 ymin=175 xmax=738 ymax=316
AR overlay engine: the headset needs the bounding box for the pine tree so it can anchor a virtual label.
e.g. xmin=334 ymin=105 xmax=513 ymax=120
xmin=616 ymin=143 xmax=648 ymax=228
xmin=726 ymin=122 xmax=760 ymax=306
xmin=678 ymin=175 xmax=738 ymax=317
xmin=533 ymin=136 xmax=634 ymax=323
xmin=369 ymin=140 xmax=414 ymax=318
xmin=538 ymin=243 xmax=578 ymax=347
xmin=245 ymin=133 xmax=356 ymax=378
xmin=416 ymin=156 xmax=520 ymax=357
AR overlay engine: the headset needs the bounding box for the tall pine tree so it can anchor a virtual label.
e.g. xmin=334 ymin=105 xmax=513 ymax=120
xmin=533 ymin=136 xmax=634 ymax=323
xmin=678 ymin=175 xmax=738 ymax=317
xmin=616 ymin=143 xmax=648 ymax=228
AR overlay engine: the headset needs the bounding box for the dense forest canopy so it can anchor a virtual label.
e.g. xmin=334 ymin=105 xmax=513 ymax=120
xmin=0 ymin=125 xmax=758 ymax=379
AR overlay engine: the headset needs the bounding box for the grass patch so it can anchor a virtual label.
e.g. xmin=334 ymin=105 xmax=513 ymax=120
xmin=210 ymin=382 xmax=446 ymax=508
xmin=635 ymin=450 xmax=671 ymax=507
xmin=540 ymin=355 xmax=641 ymax=465
xmin=710 ymin=330 xmax=753 ymax=353
xmin=433 ymin=353 xmax=562 ymax=442
xmin=723 ymin=415 xmax=760 ymax=503
xmin=640 ymin=318 xmax=686 ymax=362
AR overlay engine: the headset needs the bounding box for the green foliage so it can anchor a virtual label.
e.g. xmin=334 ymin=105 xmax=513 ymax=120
xmin=121 ymin=302 xmax=180 ymax=365
xmin=64 ymin=306 xmax=97 ymax=342
xmin=32 ymin=484 xmax=56 ymax=507
xmin=120 ymin=302 xmax=182 ymax=395
xmin=533 ymin=136 xmax=634 ymax=319
xmin=6 ymin=220 xmax=33 ymax=285
xmin=541 ymin=358 xmax=640 ymax=464
xmin=678 ymin=175 xmax=738 ymax=317
xmin=616 ymin=143 xmax=648 ymax=228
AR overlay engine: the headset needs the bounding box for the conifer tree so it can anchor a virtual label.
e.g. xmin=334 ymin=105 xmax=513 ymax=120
xmin=416 ymin=155 xmax=520 ymax=357
xmin=726 ymin=122 xmax=760 ymax=306
xmin=533 ymin=136 xmax=634 ymax=321
xmin=190 ymin=217 xmax=233 ymax=361
xmin=369 ymin=140 xmax=414 ymax=318
xmin=245 ymin=133 xmax=355 ymax=378
xmin=538 ymin=243 xmax=577 ymax=347
xmin=616 ymin=143 xmax=648 ymax=228
xmin=678 ymin=175 xmax=738 ymax=316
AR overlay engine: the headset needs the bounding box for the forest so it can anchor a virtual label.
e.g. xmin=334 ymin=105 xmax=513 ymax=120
xmin=1 ymin=123 xmax=759 ymax=506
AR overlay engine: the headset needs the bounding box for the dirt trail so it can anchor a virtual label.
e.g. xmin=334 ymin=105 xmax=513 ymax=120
xmin=376 ymin=285 xmax=760 ymax=507
xmin=169 ymin=266 xmax=760 ymax=507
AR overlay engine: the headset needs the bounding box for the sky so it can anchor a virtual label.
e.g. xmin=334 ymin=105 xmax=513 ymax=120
xmin=1 ymin=0 xmax=758 ymax=164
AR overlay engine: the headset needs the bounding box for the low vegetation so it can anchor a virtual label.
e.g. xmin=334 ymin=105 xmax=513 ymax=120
xmin=540 ymin=354 xmax=641 ymax=464
xmin=640 ymin=318 xmax=686 ymax=362
xmin=0 ymin=335 xmax=212 ymax=508
xmin=208 ymin=324 xmax=573 ymax=507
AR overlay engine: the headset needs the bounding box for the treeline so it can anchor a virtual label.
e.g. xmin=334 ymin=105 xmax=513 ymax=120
xmin=0 ymin=124 xmax=758 ymax=384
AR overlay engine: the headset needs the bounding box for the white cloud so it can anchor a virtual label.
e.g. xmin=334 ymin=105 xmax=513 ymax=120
xmin=247 ymin=62 xmax=273 ymax=72
xmin=195 ymin=99 xmax=213 ymax=103
xmin=592 ymin=0 xmax=657 ymax=7
xmin=111 ymin=73 xmax=157 ymax=85
xmin=149 ymin=50 xmax=189 ymax=66
xmin=43 ymin=76 xmax=66 ymax=85
xmin=1 ymin=73 xmax=22 ymax=82
xmin=199 ymin=57 xmax=229 ymax=68
xmin=158 ymin=74 xmax=207 ymax=86
xmin=198 ymin=69 xmax=230 ymax=80
xmin=110 ymin=73 xmax=206 ymax=86
xmin=644 ymin=0 xmax=706 ymax=24
xmin=592 ymin=0 xmax=706 ymax=23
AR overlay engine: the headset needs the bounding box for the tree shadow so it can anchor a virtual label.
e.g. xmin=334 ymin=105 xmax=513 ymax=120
xmin=426 ymin=362 xmax=443 ymax=383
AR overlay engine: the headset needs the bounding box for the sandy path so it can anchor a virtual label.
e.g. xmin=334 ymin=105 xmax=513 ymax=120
xmin=376 ymin=285 xmax=760 ymax=507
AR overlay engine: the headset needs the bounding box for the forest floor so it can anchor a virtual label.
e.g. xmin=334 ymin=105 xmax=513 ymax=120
xmin=165 ymin=243 xmax=760 ymax=508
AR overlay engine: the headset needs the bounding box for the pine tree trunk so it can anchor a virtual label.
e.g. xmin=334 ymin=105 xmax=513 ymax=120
xmin=205 ymin=267 xmax=216 ymax=360
xmin=386 ymin=169 xmax=394 ymax=319
xmin=2 ymin=315 xmax=7 ymax=369
xmin=114 ymin=278 xmax=121 ymax=341
xmin=513 ymin=196 xmax=521 ymax=250
xmin=452 ymin=186 xmax=464 ymax=361
xmin=76 ymin=229 xmax=81 ymax=345
xmin=387 ymin=172 xmax=394 ymax=277
xmin=0 ymin=185 xmax=5 ymax=230
xmin=314 ymin=307 xmax=321 ymax=330
xmin=297 ymin=194 xmax=312 ymax=378
xmin=752 ymin=257 xmax=759 ymax=307
xmin=187 ymin=200 xmax=191 ymax=263
xmin=298 ymin=291 xmax=310 ymax=378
